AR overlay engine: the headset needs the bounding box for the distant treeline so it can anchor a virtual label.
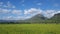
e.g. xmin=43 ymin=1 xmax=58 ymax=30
xmin=0 ymin=21 xmax=60 ymax=24
xmin=0 ymin=22 xmax=31 ymax=24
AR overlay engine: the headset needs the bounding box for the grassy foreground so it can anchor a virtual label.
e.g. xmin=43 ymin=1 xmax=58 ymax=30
xmin=0 ymin=24 xmax=60 ymax=34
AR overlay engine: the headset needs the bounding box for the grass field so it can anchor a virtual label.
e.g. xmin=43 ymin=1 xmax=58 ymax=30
xmin=0 ymin=24 xmax=60 ymax=34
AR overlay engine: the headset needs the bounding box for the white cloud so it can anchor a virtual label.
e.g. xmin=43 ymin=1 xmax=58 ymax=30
xmin=2 ymin=16 xmax=16 ymax=20
xmin=1 ymin=16 xmax=27 ymax=20
xmin=2 ymin=9 xmax=11 ymax=13
xmin=45 ymin=10 xmax=55 ymax=14
xmin=43 ymin=10 xmax=57 ymax=18
xmin=24 ymin=8 xmax=42 ymax=15
xmin=0 ymin=8 xmax=11 ymax=14
xmin=0 ymin=8 xmax=22 ymax=15
xmin=55 ymin=11 xmax=60 ymax=14
xmin=2 ymin=16 xmax=15 ymax=20
xmin=6 ymin=16 xmax=12 ymax=20
xmin=12 ymin=10 xmax=22 ymax=15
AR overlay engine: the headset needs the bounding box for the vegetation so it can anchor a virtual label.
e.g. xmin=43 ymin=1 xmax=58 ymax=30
xmin=0 ymin=24 xmax=60 ymax=34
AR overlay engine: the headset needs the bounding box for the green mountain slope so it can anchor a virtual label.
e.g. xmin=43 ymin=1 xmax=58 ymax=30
xmin=49 ymin=13 xmax=60 ymax=23
xmin=25 ymin=14 xmax=47 ymax=23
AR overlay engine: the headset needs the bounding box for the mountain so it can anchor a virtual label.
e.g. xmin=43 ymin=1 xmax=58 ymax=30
xmin=51 ymin=13 xmax=60 ymax=20
xmin=49 ymin=13 xmax=60 ymax=23
xmin=22 ymin=14 xmax=47 ymax=23
xmin=22 ymin=13 xmax=60 ymax=23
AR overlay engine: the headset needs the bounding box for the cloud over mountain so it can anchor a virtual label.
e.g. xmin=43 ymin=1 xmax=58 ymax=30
xmin=0 ymin=7 xmax=60 ymax=20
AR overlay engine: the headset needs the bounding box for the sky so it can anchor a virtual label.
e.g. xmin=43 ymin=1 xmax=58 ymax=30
xmin=0 ymin=0 xmax=60 ymax=20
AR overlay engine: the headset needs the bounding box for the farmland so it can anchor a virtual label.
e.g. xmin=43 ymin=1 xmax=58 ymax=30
xmin=0 ymin=24 xmax=60 ymax=34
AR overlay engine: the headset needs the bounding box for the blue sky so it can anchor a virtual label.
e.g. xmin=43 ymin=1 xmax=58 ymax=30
xmin=0 ymin=0 xmax=60 ymax=20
